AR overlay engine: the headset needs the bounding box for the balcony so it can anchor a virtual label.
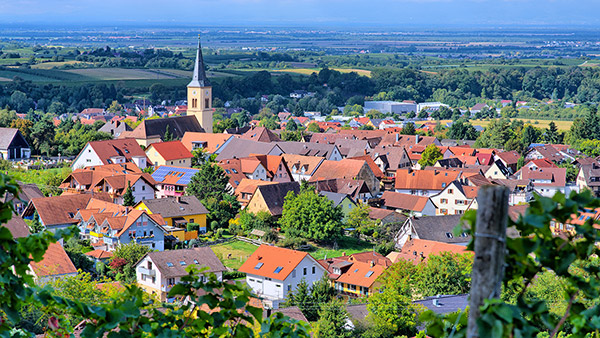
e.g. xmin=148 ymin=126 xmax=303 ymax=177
xmin=138 ymin=267 xmax=155 ymax=276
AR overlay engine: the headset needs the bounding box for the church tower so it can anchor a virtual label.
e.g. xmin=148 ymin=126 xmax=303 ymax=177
xmin=187 ymin=35 xmax=213 ymax=133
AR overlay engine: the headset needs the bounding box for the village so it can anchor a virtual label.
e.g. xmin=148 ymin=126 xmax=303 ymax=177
xmin=2 ymin=37 xmax=600 ymax=336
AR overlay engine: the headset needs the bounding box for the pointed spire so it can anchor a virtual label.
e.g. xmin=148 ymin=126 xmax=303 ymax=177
xmin=188 ymin=34 xmax=210 ymax=88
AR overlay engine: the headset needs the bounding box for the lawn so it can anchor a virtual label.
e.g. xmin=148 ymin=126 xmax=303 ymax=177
xmin=308 ymin=236 xmax=375 ymax=260
xmin=210 ymin=240 xmax=258 ymax=270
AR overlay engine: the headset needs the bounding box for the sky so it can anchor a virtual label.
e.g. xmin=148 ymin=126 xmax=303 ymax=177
xmin=0 ymin=0 xmax=598 ymax=27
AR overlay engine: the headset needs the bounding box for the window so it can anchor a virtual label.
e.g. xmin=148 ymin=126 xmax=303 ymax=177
xmin=274 ymin=266 xmax=283 ymax=274
xmin=205 ymin=98 xmax=210 ymax=109
xmin=151 ymin=276 xmax=156 ymax=284
xmin=312 ymin=266 xmax=316 ymax=274
xmin=288 ymin=284 xmax=291 ymax=291
xmin=142 ymin=186 xmax=145 ymax=191
xmin=292 ymin=270 xmax=296 ymax=278
xmin=166 ymin=262 xmax=174 ymax=267
xmin=442 ymin=183 xmax=446 ymax=188
xmin=193 ymin=259 xmax=199 ymax=264
xmin=303 ymin=268 xmax=307 ymax=275
xmin=440 ymin=198 xmax=448 ymax=204
xmin=255 ymin=262 xmax=264 ymax=270
xmin=167 ymin=278 xmax=175 ymax=285
xmin=448 ymin=189 xmax=454 ymax=194
xmin=190 ymin=219 xmax=194 ymax=223
xmin=365 ymin=271 xmax=374 ymax=278
xmin=180 ymin=261 xmax=186 ymax=266
xmin=445 ymin=232 xmax=454 ymax=238
xmin=148 ymin=261 xmax=152 ymax=269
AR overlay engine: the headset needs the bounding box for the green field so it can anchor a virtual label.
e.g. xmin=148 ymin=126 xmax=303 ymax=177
xmin=211 ymin=240 xmax=258 ymax=270
xmin=308 ymin=236 xmax=375 ymax=260
xmin=442 ymin=118 xmax=574 ymax=131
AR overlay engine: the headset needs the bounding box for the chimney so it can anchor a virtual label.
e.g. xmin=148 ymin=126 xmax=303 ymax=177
xmin=420 ymin=252 xmax=425 ymax=259
xmin=395 ymin=133 xmax=399 ymax=142
xmin=176 ymin=195 xmax=181 ymax=203
xmin=342 ymin=252 xmax=346 ymax=256
xmin=370 ymin=260 xmax=375 ymax=267
xmin=415 ymin=134 xmax=420 ymax=144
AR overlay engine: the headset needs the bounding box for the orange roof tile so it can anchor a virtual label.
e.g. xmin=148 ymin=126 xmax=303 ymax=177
xmin=391 ymin=238 xmax=468 ymax=265
xmin=147 ymin=141 xmax=193 ymax=161
xmin=238 ymin=245 xmax=320 ymax=280
xmin=395 ymin=169 xmax=460 ymax=190
xmin=30 ymin=243 xmax=77 ymax=277
xmin=181 ymin=132 xmax=233 ymax=153
xmin=335 ymin=260 xmax=386 ymax=288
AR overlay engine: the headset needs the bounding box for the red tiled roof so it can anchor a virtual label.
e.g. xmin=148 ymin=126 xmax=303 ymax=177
xmin=238 ymin=245 xmax=320 ymax=280
xmin=381 ymin=191 xmax=432 ymax=212
xmin=147 ymin=141 xmax=193 ymax=161
xmin=85 ymin=249 xmax=113 ymax=259
xmin=395 ymin=169 xmax=460 ymax=190
xmin=391 ymin=238 xmax=468 ymax=265
xmin=30 ymin=243 xmax=77 ymax=277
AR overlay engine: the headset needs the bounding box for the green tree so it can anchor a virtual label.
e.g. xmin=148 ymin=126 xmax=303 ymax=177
xmin=366 ymin=277 xmax=420 ymax=338
xmin=307 ymin=122 xmax=321 ymax=133
xmin=418 ymin=144 xmax=443 ymax=168
xmin=279 ymin=189 xmax=343 ymax=242
xmin=122 ymin=183 xmax=135 ymax=207
xmin=110 ymin=242 xmax=151 ymax=283
xmin=521 ymin=125 xmax=541 ymax=148
xmin=310 ymin=273 xmax=336 ymax=310
xmin=281 ymin=130 xmax=303 ymax=141
xmin=285 ymin=279 xmax=315 ymax=320
xmin=418 ymin=109 xmax=429 ymax=119
xmin=315 ymin=299 xmax=353 ymax=338
xmin=401 ymin=123 xmax=416 ymax=135
xmin=286 ymin=119 xmax=298 ymax=131
xmin=415 ymin=252 xmax=473 ymax=297
xmin=30 ymin=114 xmax=56 ymax=156
xmin=191 ymin=148 xmax=209 ymax=167
xmin=544 ymin=121 xmax=560 ymax=144
xmin=187 ymin=162 xmax=233 ymax=201
xmin=447 ymin=120 xmax=479 ymax=140
xmin=346 ymin=202 xmax=377 ymax=236
xmin=163 ymin=125 xmax=174 ymax=142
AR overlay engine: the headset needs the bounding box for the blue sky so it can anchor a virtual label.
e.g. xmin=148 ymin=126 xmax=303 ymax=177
xmin=0 ymin=0 xmax=598 ymax=27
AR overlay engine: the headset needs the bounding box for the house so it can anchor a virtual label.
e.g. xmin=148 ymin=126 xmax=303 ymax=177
xmin=523 ymin=158 xmax=558 ymax=171
xmin=0 ymin=128 xmax=31 ymax=160
xmin=309 ymin=178 xmax=373 ymax=203
xmin=135 ymin=196 xmax=208 ymax=232
xmin=87 ymin=208 xmax=167 ymax=251
xmin=181 ymin=132 xmax=233 ymax=154
xmin=516 ymin=167 xmax=569 ymax=197
xmin=219 ymin=157 xmax=270 ymax=189
xmin=394 ymin=215 xmax=470 ymax=248
xmin=2 ymin=215 xmax=31 ymax=239
xmin=380 ymin=191 xmax=437 ymax=216
xmin=388 ymin=238 xmax=467 ymax=265
xmin=92 ymin=172 xmax=157 ymax=204
xmin=151 ymin=166 xmax=199 ymax=198
xmin=215 ymin=138 xmax=283 ymax=162
xmin=136 ymin=247 xmax=226 ymax=302
xmin=319 ymin=256 xmax=387 ymax=298
xmin=245 ymin=182 xmax=300 ymax=217
xmin=469 ymin=103 xmax=489 ymax=115
xmin=484 ymin=160 xmax=512 ymax=179
xmin=577 ymin=163 xmax=600 ymax=197
xmin=1 ymin=182 xmax=43 ymax=215
xmin=238 ymin=245 xmax=327 ymax=308
xmin=235 ymin=179 xmax=277 ymax=208
xmin=430 ymin=181 xmax=479 ymax=215
xmin=526 ymin=145 xmax=574 ymax=164
xmin=282 ymin=154 xmax=325 ymax=182
xmin=492 ymin=179 xmax=534 ymax=205
xmin=21 ymin=194 xmax=111 ymax=233
xmin=85 ymin=249 xmax=113 ymax=269
xmin=276 ymin=141 xmax=343 ymax=161
xmin=334 ymin=139 xmax=373 ymax=158
xmin=240 ymin=127 xmax=282 ymax=143
xmin=370 ymin=146 xmax=412 ymax=176
xmin=368 ymin=207 xmax=406 ymax=226
xmin=60 ymin=163 xmax=142 ymax=193
xmin=309 ymin=159 xmax=380 ymax=195
xmin=119 ymin=115 xmax=205 ymax=147
xmin=250 ymin=155 xmax=293 ymax=183
xmin=495 ymin=151 xmax=520 ymax=173
xmin=98 ymin=120 xmax=132 ymax=138
xmin=318 ymin=191 xmax=357 ymax=221
xmin=71 ymin=139 xmax=148 ymax=170
xmin=29 ymin=242 xmax=78 ymax=283
xmin=394 ymin=169 xmax=461 ymax=196
xmin=146 ymin=141 xmax=193 ymax=168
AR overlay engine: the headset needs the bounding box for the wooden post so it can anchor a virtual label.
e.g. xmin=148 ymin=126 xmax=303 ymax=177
xmin=467 ymin=185 xmax=509 ymax=338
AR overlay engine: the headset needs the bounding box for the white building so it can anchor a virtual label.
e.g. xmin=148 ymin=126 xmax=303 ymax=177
xmin=364 ymin=101 xmax=417 ymax=114
xmin=136 ymin=247 xmax=226 ymax=302
xmin=417 ymin=102 xmax=449 ymax=112
xmin=72 ymin=139 xmax=148 ymax=170
xmin=238 ymin=245 xmax=327 ymax=309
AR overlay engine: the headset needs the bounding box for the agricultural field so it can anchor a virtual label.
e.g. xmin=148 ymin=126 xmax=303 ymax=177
xmin=272 ymin=67 xmax=371 ymax=77
xmin=441 ymin=118 xmax=574 ymax=131
xmin=31 ymin=60 xmax=88 ymax=69
xmin=63 ymin=68 xmax=181 ymax=80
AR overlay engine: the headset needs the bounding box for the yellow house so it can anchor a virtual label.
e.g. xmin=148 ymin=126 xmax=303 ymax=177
xmin=135 ymin=196 xmax=209 ymax=233
xmin=145 ymin=140 xmax=193 ymax=168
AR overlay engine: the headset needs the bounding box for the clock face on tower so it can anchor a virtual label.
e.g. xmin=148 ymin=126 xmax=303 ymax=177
xmin=192 ymin=90 xmax=197 ymax=95
xmin=205 ymin=90 xmax=209 ymax=95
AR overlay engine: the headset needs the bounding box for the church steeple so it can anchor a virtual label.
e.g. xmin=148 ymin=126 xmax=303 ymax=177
xmin=188 ymin=35 xmax=210 ymax=88
xmin=187 ymin=34 xmax=213 ymax=133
